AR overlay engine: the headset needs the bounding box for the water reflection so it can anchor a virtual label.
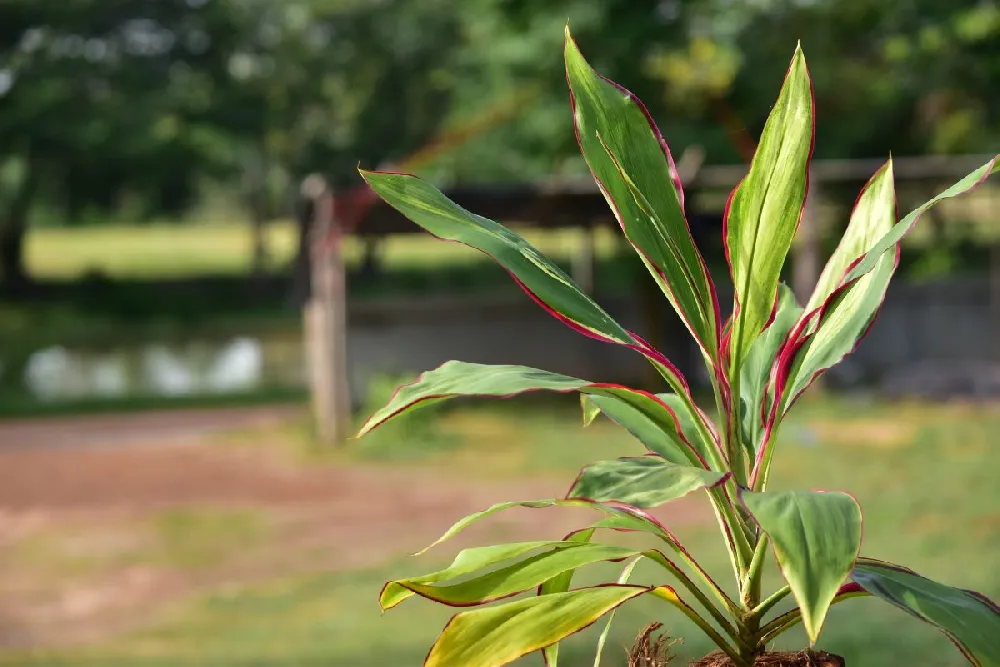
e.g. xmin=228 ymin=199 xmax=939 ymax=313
xmin=20 ymin=336 xmax=302 ymax=402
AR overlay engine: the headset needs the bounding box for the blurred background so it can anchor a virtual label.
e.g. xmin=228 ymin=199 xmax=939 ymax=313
xmin=0 ymin=0 xmax=998 ymax=665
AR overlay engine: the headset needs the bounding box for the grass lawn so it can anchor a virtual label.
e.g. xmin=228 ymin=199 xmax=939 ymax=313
xmin=26 ymin=220 xmax=625 ymax=280
xmin=5 ymin=395 xmax=999 ymax=666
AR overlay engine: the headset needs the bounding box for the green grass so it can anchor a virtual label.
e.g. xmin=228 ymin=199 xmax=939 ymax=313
xmin=26 ymin=220 xmax=625 ymax=280
xmin=5 ymin=397 xmax=998 ymax=666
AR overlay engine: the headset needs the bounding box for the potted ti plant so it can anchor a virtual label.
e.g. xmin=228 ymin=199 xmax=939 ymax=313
xmin=356 ymin=26 xmax=1000 ymax=667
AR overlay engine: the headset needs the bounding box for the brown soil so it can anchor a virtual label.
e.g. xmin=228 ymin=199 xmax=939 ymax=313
xmin=690 ymin=650 xmax=845 ymax=666
xmin=0 ymin=406 xmax=711 ymax=650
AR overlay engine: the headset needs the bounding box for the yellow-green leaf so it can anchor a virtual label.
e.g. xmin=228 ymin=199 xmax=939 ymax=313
xmin=425 ymin=585 xmax=652 ymax=667
xmin=564 ymin=27 xmax=720 ymax=368
xmin=743 ymin=490 xmax=862 ymax=644
xmin=726 ymin=44 xmax=813 ymax=372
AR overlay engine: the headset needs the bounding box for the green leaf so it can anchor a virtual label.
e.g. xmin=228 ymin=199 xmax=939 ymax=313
xmin=424 ymin=585 xmax=665 ymax=667
xmin=582 ymin=392 xmax=718 ymax=467
xmin=726 ymin=44 xmax=813 ymax=371
xmin=844 ymin=156 xmax=999 ymax=285
xmin=564 ymin=27 xmax=720 ymax=367
xmin=739 ymin=283 xmax=801 ymax=454
xmin=568 ymin=456 xmax=727 ymax=508
xmin=381 ymin=540 xmax=583 ymax=611
xmin=390 ymin=543 xmax=639 ymax=608
xmin=540 ymin=529 xmax=595 ymax=667
xmin=359 ymin=169 xmax=690 ymax=391
xmin=852 ymin=559 xmax=1000 ymax=667
xmin=418 ymin=499 xmax=672 ymax=556
xmin=593 ymin=559 xmax=643 ymax=667
xmin=357 ymin=361 xmax=717 ymax=468
xmin=782 ymin=160 xmax=897 ymax=406
xmin=742 ymin=490 xmax=862 ymax=643
xmin=580 ymin=395 xmax=601 ymax=427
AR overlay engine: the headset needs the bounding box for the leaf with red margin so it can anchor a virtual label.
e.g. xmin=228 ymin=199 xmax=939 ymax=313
xmin=356 ymin=361 xmax=718 ymax=469
xmin=539 ymin=528 xmax=595 ymax=667
xmin=725 ymin=44 xmax=814 ymax=373
xmin=851 ymin=558 xmax=1000 ymax=666
xmin=843 ymin=156 xmax=999 ymax=286
xmin=753 ymin=157 xmax=1000 ymax=489
xmin=388 ymin=542 xmax=639 ymax=609
xmin=582 ymin=391 xmax=723 ymax=468
xmin=564 ymin=27 xmax=721 ymax=373
xmin=423 ymin=584 xmax=683 ymax=667
xmin=381 ymin=539 xmax=590 ymax=611
xmin=778 ymin=160 xmax=897 ymax=410
xmin=741 ymin=489 xmax=862 ymax=644
xmin=567 ymin=455 xmax=727 ymax=508
xmin=739 ymin=283 xmax=801 ymax=457
xmin=359 ymin=169 xmax=692 ymax=396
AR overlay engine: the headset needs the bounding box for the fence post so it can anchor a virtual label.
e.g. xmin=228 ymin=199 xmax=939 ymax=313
xmin=302 ymin=176 xmax=351 ymax=445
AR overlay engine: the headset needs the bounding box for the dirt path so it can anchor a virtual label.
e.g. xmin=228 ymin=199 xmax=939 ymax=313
xmin=0 ymin=406 xmax=711 ymax=650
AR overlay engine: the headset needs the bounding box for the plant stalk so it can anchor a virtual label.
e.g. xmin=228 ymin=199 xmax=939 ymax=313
xmin=741 ymin=533 xmax=769 ymax=605
xmin=749 ymin=585 xmax=791 ymax=620
xmin=758 ymin=589 xmax=870 ymax=644
xmin=648 ymin=552 xmax=741 ymax=640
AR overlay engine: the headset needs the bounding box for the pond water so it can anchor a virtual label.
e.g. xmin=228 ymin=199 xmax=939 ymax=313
xmin=9 ymin=335 xmax=306 ymax=403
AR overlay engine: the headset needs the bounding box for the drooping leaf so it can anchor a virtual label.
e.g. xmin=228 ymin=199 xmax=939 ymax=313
xmin=739 ymin=283 xmax=801 ymax=454
xmin=391 ymin=542 xmax=639 ymax=608
xmin=567 ymin=456 xmax=727 ymax=508
xmin=851 ymin=559 xmax=1000 ymax=667
xmin=564 ymin=27 xmax=720 ymax=369
xmin=742 ymin=490 xmax=862 ymax=643
xmin=582 ymin=391 xmax=720 ymax=467
xmin=780 ymin=160 xmax=897 ymax=409
xmin=360 ymin=169 xmax=692 ymax=394
xmin=424 ymin=585 xmax=656 ymax=667
xmin=382 ymin=540 xmax=584 ymax=611
xmin=540 ymin=529 xmax=595 ymax=667
xmin=357 ymin=361 xmax=718 ymax=468
xmin=725 ymin=44 xmax=814 ymax=371
xmin=411 ymin=495 xmax=728 ymax=618
xmin=417 ymin=498 xmax=671 ymax=556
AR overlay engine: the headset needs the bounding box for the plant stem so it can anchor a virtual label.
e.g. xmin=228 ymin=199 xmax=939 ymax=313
xmin=741 ymin=532 xmax=769 ymax=604
xmin=725 ymin=356 xmax=747 ymax=487
xmin=663 ymin=366 xmax=753 ymax=585
xmin=656 ymin=593 xmax=750 ymax=666
xmin=647 ymin=551 xmax=741 ymax=640
xmin=750 ymin=419 xmax=783 ymax=492
xmin=758 ymin=589 xmax=870 ymax=645
xmin=749 ymin=585 xmax=791 ymax=620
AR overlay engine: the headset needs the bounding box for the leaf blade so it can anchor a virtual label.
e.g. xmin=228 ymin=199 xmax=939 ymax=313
xmin=851 ymin=558 xmax=1000 ymax=666
xmin=783 ymin=159 xmax=897 ymax=406
xmin=567 ymin=456 xmax=727 ymax=508
xmin=398 ymin=543 xmax=639 ymax=608
xmin=357 ymin=361 xmax=716 ymax=468
xmin=564 ymin=28 xmax=720 ymax=367
xmin=726 ymin=45 xmax=814 ymax=369
xmin=359 ymin=169 xmax=688 ymax=385
xmin=742 ymin=490 xmax=862 ymax=643
xmin=539 ymin=529 xmax=595 ymax=667
xmin=425 ymin=585 xmax=652 ymax=667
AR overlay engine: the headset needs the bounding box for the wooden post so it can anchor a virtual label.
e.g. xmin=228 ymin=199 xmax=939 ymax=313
xmin=793 ymin=172 xmax=822 ymax=304
xmin=302 ymin=176 xmax=351 ymax=445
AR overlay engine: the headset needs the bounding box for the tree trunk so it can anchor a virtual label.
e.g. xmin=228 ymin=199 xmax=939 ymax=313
xmin=0 ymin=162 xmax=39 ymax=294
